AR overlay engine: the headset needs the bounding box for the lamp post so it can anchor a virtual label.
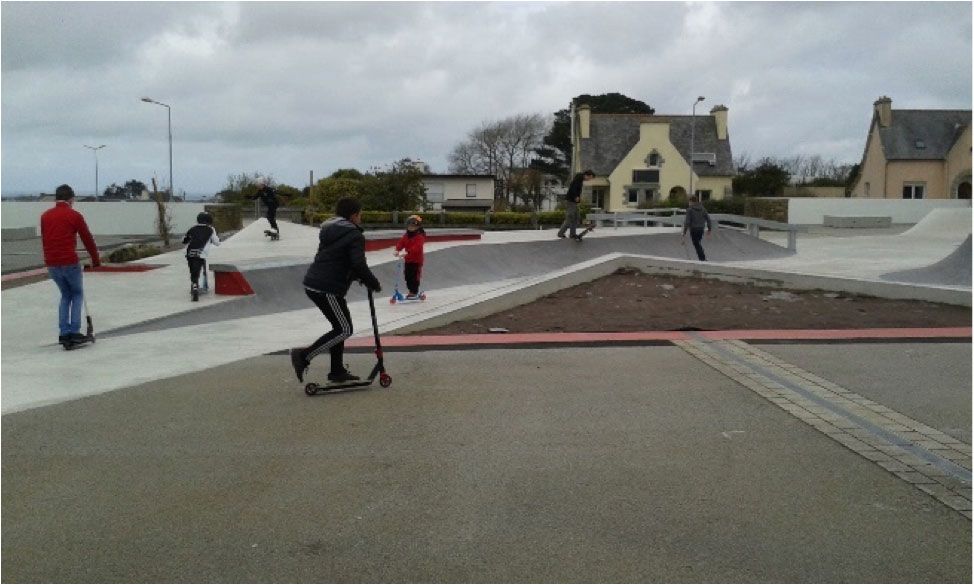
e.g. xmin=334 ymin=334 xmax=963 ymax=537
xmin=141 ymin=97 xmax=173 ymax=200
xmin=83 ymin=144 xmax=106 ymax=200
xmin=689 ymin=96 xmax=705 ymax=200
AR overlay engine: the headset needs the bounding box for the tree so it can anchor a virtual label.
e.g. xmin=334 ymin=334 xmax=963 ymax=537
xmin=312 ymin=159 xmax=426 ymax=212
xmin=732 ymin=158 xmax=791 ymax=196
xmin=449 ymin=113 xmax=547 ymax=206
xmin=533 ymin=93 xmax=655 ymax=182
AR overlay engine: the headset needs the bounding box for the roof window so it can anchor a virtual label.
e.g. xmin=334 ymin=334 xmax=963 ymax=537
xmin=692 ymin=153 xmax=717 ymax=166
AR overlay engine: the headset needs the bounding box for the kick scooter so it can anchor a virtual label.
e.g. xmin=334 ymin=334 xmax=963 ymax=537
xmin=304 ymin=289 xmax=392 ymax=395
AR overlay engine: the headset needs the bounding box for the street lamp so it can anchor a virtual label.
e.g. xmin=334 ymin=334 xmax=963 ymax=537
xmin=83 ymin=144 xmax=106 ymax=200
xmin=141 ymin=97 xmax=173 ymax=200
xmin=689 ymin=96 xmax=705 ymax=200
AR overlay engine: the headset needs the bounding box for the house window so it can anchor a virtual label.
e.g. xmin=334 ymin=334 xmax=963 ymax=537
xmin=902 ymin=183 xmax=925 ymax=199
xmin=649 ymin=152 xmax=660 ymax=166
xmin=466 ymin=184 xmax=477 ymax=198
xmin=627 ymin=189 xmax=639 ymax=205
xmin=864 ymin=182 xmax=870 ymax=196
xmin=425 ymin=183 xmax=444 ymax=210
xmin=590 ymin=187 xmax=606 ymax=209
xmin=632 ymin=170 xmax=660 ymax=183
xmin=695 ymin=190 xmax=712 ymax=201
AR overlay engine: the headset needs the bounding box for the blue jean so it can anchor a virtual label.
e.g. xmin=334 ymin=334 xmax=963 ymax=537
xmin=48 ymin=264 xmax=84 ymax=335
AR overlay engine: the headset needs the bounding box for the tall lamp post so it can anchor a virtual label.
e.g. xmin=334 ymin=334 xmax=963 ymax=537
xmin=83 ymin=144 xmax=106 ymax=200
xmin=141 ymin=97 xmax=173 ymax=199
xmin=689 ymin=96 xmax=705 ymax=200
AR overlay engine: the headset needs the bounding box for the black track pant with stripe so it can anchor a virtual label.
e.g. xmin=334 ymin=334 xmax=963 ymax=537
xmin=304 ymin=289 xmax=353 ymax=374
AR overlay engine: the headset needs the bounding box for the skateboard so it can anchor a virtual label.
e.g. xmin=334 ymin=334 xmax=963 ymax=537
xmin=304 ymin=289 xmax=392 ymax=395
xmin=573 ymin=222 xmax=595 ymax=241
xmin=264 ymin=230 xmax=280 ymax=241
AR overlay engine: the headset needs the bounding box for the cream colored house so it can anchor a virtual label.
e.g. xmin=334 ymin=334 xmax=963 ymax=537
xmin=570 ymin=103 xmax=734 ymax=211
xmin=421 ymin=174 xmax=495 ymax=211
xmin=851 ymin=96 xmax=972 ymax=199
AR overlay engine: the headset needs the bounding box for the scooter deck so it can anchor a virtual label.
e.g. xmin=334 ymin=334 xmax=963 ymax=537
xmin=304 ymin=380 xmax=377 ymax=395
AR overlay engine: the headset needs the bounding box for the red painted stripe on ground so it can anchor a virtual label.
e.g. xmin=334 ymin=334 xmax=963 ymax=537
xmin=1 ymin=268 xmax=48 ymax=281
xmin=345 ymin=327 xmax=972 ymax=348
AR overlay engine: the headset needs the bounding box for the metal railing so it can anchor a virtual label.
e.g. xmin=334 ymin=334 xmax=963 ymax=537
xmin=586 ymin=208 xmax=799 ymax=251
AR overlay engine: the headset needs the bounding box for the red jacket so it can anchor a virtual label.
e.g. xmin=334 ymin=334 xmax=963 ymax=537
xmin=394 ymin=230 xmax=426 ymax=265
xmin=40 ymin=201 xmax=100 ymax=267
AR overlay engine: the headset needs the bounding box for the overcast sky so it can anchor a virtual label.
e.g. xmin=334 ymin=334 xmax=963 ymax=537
xmin=1 ymin=1 xmax=971 ymax=197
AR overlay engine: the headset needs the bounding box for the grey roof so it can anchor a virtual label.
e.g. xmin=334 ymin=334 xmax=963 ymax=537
xmin=579 ymin=114 xmax=734 ymax=177
xmin=878 ymin=110 xmax=971 ymax=160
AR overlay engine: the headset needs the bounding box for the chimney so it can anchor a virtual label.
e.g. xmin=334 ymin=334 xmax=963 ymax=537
xmin=710 ymin=105 xmax=728 ymax=140
xmin=577 ymin=104 xmax=591 ymax=139
xmin=874 ymin=96 xmax=892 ymax=128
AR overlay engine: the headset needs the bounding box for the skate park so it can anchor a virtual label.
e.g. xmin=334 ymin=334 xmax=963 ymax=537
xmin=2 ymin=209 xmax=971 ymax=582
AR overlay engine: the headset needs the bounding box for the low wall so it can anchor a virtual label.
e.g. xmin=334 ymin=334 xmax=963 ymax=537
xmin=787 ymin=198 xmax=972 ymax=225
xmin=1 ymin=201 xmax=208 ymax=236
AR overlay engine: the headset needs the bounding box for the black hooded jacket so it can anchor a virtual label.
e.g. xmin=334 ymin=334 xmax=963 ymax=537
xmin=303 ymin=217 xmax=381 ymax=295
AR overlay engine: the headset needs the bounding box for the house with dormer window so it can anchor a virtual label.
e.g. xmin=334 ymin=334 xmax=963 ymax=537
xmin=851 ymin=96 xmax=971 ymax=199
xmin=569 ymin=102 xmax=735 ymax=211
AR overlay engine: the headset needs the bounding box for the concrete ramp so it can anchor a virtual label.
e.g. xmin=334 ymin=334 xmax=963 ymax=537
xmin=101 ymin=230 xmax=793 ymax=337
xmin=882 ymin=235 xmax=972 ymax=287
xmin=899 ymin=208 xmax=972 ymax=242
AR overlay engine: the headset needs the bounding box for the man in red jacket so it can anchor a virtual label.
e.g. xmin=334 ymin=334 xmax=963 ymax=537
xmin=40 ymin=184 xmax=101 ymax=347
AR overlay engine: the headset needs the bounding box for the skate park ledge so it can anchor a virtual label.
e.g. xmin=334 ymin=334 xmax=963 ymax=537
xmin=363 ymin=228 xmax=482 ymax=251
xmin=384 ymin=253 xmax=971 ymax=336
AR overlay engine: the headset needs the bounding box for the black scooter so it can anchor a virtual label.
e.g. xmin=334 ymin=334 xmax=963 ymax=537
xmin=304 ymin=289 xmax=392 ymax=395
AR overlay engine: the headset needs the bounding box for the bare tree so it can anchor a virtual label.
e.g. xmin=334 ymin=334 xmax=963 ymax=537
xmin=449 ymin=113 xmax=548 ymax=205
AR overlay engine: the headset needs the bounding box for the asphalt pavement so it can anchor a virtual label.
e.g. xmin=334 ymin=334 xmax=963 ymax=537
xmin=1 ymin=214 xmax=970 ymax=582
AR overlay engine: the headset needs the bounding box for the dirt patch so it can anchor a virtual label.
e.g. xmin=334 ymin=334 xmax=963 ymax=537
xmin=413 ymin=268 xmax=971 ymax=334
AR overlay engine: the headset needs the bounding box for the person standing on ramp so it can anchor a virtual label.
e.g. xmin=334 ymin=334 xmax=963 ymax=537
xmin=249 ymin=177 xmax=280 ymax=238
xmin=682 ymin=195 xmax=712 ymax=261
xmin=557 ymin=169 xmax=594 ymax=240
xmin=290 ymin=197 xmax=382 ymax=384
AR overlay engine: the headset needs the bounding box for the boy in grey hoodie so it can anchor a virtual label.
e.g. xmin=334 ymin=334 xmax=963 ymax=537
xmin=682 ymin=195 xmax=712 ymax=261
xmin=290 ymin=197 xmax=382 ymax=384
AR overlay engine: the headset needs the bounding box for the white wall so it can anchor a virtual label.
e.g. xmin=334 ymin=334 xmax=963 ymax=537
xmin=1 ymin=202 xmax=207 ymax=236
xmin=786 ymin=198 xmax=972 ymax=225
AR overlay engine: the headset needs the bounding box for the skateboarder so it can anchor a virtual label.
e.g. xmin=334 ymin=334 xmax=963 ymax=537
xmin=182 ymin=212 xmax=221 ymax=301
xmin=557 ymin=170 xmax=595 ymax=240
xmin=290 ymin=197 xmax=382 ymax=384
xmin=682 ymin=195 xmax=712 ymax=261
xmin=393 ymin=214 xmax=426 ymax=299
xmin=248 ymin=177 xmax=280 ymax=238
xmin=40 ymin=184 xmax=101 ymax=348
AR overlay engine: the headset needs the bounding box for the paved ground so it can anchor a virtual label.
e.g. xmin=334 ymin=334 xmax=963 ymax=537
xmin=2 ymin=343 xmax=970 ymax=582
xmin=1 ymin=210 xmax=971 ymax=582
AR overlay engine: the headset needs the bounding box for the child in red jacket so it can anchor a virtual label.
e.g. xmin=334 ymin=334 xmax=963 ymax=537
xmin=393 ymin=214 xmax=426 ymax=299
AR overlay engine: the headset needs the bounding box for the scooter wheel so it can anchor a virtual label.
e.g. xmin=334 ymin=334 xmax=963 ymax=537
xmin=389 ymin=297 xmax=396 ymax=304
xmin=304 ymin=383 xmax=319 ymax=396
xmin=419 ymin=293 xmax=427 ymax=301
xmin=379 ymin=373 xmax=392 ymax=388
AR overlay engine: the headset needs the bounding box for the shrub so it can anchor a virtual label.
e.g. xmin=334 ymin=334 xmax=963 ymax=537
xmin=489 ymin=212 xmax=532 ymax=225
xmin=108 ymin=244 xmax=162 ymax=263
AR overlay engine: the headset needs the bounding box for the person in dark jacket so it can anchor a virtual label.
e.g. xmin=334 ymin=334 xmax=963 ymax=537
xmin=40 ymin=184 xmax=101 ymax=348
xmin=557 ymin=169 xmax=594 ymax=239
xmin=182 ymin=212 xmax=220 ymax=301
xmin=682 ymin=195 xmax=712 ymax=261
xmin=248 ymin=177 xmax=280 ymax=236
xmin=290 ymin=197 xmax=382 ymax=384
